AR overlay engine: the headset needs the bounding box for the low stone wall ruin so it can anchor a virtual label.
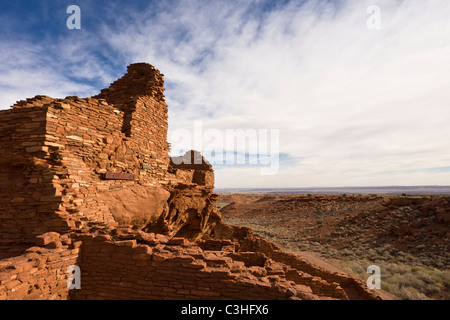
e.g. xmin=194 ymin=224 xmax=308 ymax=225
xmin=0 ymin=63 xmax=381 ymax=300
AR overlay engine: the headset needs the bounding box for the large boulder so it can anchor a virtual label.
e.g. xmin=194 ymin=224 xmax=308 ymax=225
xmin=102 ymin=185 xmax=170 ymax=228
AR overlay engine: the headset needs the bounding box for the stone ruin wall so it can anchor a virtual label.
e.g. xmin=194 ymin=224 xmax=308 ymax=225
xmin=0 ymin=64 xmax=218 ymax=257
xmin=0 ymin=63 xmax=381 ymax=300
xmin=0 ymin=224 xmax=381 ymax=300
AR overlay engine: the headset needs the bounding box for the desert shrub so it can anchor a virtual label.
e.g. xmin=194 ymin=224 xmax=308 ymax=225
xmin=422 ymin=283 xmax=442 ymax=295
xmin=337 ymin=258 xmax=450 ymax=300
xmin=398 ymin=287 xmax=429 ymax=300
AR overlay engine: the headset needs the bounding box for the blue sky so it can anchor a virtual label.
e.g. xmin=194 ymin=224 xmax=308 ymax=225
xmin=1 ymin=0 xmax=450 ymax=188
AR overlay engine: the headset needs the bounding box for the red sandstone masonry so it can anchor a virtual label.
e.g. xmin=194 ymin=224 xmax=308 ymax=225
xmin=0 ymin=106 xmax=67 ymax=255
xmin=0 ymin=63 xmax=219 ymax=257
xmin=0 ymin=62 xmax=382 ymax=300
xmin=68 ymin=233 xmax=319 ymax=300
xmin=0 ymin=232 xmax=79 ymax=300
xmin=211 ymin=223 xmax=382 ymax=300
xmin=0 ymin=226 xmax=379 ymax=300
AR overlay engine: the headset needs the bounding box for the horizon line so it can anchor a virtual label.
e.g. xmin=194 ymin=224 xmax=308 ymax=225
xmin=216 ymin=185 xmax=450 ymax=189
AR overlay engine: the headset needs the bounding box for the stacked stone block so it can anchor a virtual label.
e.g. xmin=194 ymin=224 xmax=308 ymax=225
xmin=0 ymin=62 xmax=382 ymax=300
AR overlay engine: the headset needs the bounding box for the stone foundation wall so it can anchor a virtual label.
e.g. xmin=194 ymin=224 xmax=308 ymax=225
xmin=68 ymin=234 xmax=305 ymax=300
xmin=211 ymin=223 xmax=381 ymax=300
xmin=0 ymin=233 xmax=79 ymax=300
xmin=0 ymin=227 xmax=381 ymax=300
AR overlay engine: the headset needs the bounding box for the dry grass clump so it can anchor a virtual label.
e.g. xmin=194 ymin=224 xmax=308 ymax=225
xmin=330 ymin=257 xmax=450 ymax=300
xmin=215 ymin=202 xmax=231 ymax=210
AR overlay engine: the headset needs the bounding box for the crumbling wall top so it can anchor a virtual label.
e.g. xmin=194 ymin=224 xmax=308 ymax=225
xmin=94 ymin=63 xmax=166 ymax=105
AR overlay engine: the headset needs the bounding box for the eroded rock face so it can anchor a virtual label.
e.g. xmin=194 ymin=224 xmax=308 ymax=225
xmin=102 ymin=185 xmax=170 ymax=228
xmin=144 ymin=184 xmax=221 ymax=240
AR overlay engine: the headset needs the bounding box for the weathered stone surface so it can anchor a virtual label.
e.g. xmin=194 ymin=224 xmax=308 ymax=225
xmin=103 ymin=185 xmax=170 ymax=228
xmin=144 ymin=184 xmax=221 ymax=240
xmin=0 ymin=62 xmax=219 ymax=250
xmin=0 ymin=62 xmax=382 ymax=301
xmin=35 ymin=232 xmax=61 ymax=247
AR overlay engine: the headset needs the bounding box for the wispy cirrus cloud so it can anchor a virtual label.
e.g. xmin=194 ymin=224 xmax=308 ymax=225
xmin=1 ymin=0 xmax=450 ymax=188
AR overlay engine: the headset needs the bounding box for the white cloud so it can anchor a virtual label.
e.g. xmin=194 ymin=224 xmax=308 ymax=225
xmin=2 ymin=0 xmax=450 ymax=188
xmin=0 ymin=33 xmax=114 ymax=109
